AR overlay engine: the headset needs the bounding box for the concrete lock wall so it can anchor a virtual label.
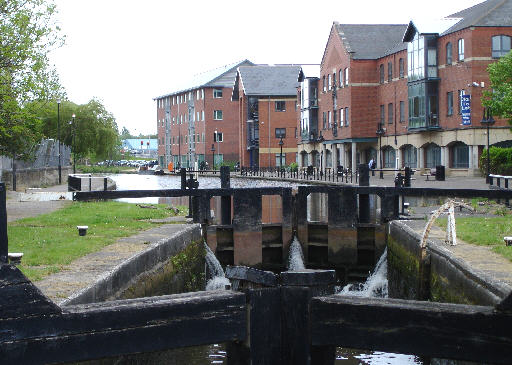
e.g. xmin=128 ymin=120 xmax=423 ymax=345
xmin=388 ymin=220 xmax=511 ymax=306
xmin=61 ymin=224 xmax=202 ymax=306
xmin=2 ymin=166 xmax=73 ymax=190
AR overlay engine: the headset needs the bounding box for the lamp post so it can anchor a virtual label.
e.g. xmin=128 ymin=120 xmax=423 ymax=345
xmin=215 ymin=129 xmax=220 ymax=169
xmin=57 ymin=99 xmax=61 ymax=184
xmin=481 ymin=107 xmax=495 ymax=183
xmin=71 ymin=114 xmax=76 ymax=174
xmin=211 ymin=143 xmax=215 ymax=171
xmin=278 ymin=136 xmax=284 ymax=176
xmin=376 ymin=122 xmax=386 ymax=179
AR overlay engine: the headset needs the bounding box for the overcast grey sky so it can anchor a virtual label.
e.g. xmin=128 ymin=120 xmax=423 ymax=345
xmin=50 ymin=0 xmax=483 ymax=136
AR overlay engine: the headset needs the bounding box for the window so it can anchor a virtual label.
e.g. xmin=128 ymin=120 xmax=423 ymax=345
xmin=344 ymin=107 xmax=349 ymax=125
xmin=451 ymin=142 xmax=469 ymax=168
xmin=388 ymin=103 xmax=393 ymax=124
xmin=446 ymin=42 xmax=452 ymax=64
xmin=328 ymin=74 xmax=332 ymax=90
xmin=275 ymin=101 xmax=286 ymax=112
xmin=399 ymin=58 xmax=404 ymax=78
xmin=275 ymin=128 xmax=286 ymax=138
xmin=447 ymin=92 xmax=453 ymax=116
xmin=344 ymin=68 xmax=349 ymax=86
xmin=213 ymin=88 xmax=223 ymax=98
xmin=202 ymin=133 xmax=205 ymax=142
xmin=492 ymin=35 xmax=511 ymax=58
xmin=214 ymin=131 xmax=223 ymax=142
xmin=388 ymin=62 xmax=392 ymax=82
xmin=383 ymin=146 xmax=396 ymax=168
xmin=400 ymin=101 xmax=405 ymax=122
xmin=201 ymin=89 xmax=204 ymax=99
xmin=332 ymin=72 xmax=336 ymax=87
xmin=275 ymin=153 xmax=286 ymax=167
xmin=339 ymin=69 xmax=343 ymax=87
xmin=328 ymin=111 xmax=332 ymax=128
xmin=379 ymin=64 xmax=384 ymax=84
xmin=380 ymin=105 xmax=385 ymax=124
xmin=322 ymin=76 xmax=326 ymax=92
xmin=408 ymin=33 xmax=425 ymax=81
xmin=457 ymin=90 xmax=465 ymax=114
xmin=196 ymin=90 xmax=200 ymax=100
xmin=402 ymin=145 xmax=417 ymax=168
xmin=458 ymin=38 xmax=464 ymax=61
xmin=295 ymin=127 xmax=297 ymax=138
xmin=425 ymin=143 xmax=441 ymax=168
xmin=214 ymin=110 xmax=223 ymax=120
xmin=322 ymin=112 xmax=326 ymax=129
xmin=339 ymin=108 xmax=344 ymax=126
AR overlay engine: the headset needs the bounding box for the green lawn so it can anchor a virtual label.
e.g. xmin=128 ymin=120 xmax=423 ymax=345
xmin=8 ymin=201 xmax=186 ymax=281
xmin=438 ymin=216 xmax=512 ymax=261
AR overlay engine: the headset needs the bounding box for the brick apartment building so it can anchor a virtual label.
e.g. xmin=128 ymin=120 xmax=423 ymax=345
xmin=232 ymin=65 xmax=302 ymax=168
xmin=299 ymin=0 xmax=512 ymax=177
xmin=154 ymin=60 xmax=253 ymax=169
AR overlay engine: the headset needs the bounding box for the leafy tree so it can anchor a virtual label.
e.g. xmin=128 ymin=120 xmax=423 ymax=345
xmin=27 ymin=98 xmax=121 ymax=162
xmin=483 ymin=51 xmax=512 ymax=124
xmin=0 ymin=0 xmax=64 ymax=159
xmin=120 ymin=126 xmax=131 ymax=139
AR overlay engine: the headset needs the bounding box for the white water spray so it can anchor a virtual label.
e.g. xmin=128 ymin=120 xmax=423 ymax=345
xmin=339 ymin=248 xmax=388 ymax=298
xmin=204 ymin=242 xmax=231 ymax=290
xmin=287 ymin=236 xmax=306 ymax=271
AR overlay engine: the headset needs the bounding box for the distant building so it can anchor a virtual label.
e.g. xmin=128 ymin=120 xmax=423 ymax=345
xmin=121 ymin=139 xmax=158 ymax=157
xmin=232 ymin=65 xmax=302 ymax=168
xmin=300 ymin=0 xmax=512 ymax=176
xmin=154 ymin=60 xmax=254 ymax=168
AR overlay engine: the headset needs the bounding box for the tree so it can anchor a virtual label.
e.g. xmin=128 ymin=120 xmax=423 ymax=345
xmin=28 ymin=98 xmax=121 ymax=162
xmin=483 ymin=51 xmax=512 ymax=124
xmin=0 ymin=0 xmax=64 ymax=159
xmin=120 ymin=126 xmax=131 ymax=139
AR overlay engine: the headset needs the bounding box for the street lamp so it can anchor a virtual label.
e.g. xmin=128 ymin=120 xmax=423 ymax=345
xmin=71 ymin=114 xmax=76 ymax=174
xmin=215 ymin=129 xmax=220 ymax=169
xmin=481 ymin=107 xmax=495 ymax=183
xmin=376 ymin=122 xmax=386 ymax=179
xmin=278 ymin=136 xmax=284 ymax=176
xmin=57 ymin=99 xmax=61 ymax=184
xmin=211 ymin=143 xmax=215 ymax=171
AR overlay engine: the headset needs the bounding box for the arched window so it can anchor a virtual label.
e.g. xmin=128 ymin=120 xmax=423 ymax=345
xmin=450 ymin=142 xmax=469 ymax=168
xmin=402 ymin=145 xmax=418 ymax=168
xmin=492 ymin=35 xmax=511 ymax=58
xmin=425 ymin=143 xmax=441 ymax=168
xmin=383 ymin=146 xmax=396 ymax=168
xmin=458 ymin=39 xmax=464 ymax=61
xmin=446 ymin=42 xmax=452 ymax=64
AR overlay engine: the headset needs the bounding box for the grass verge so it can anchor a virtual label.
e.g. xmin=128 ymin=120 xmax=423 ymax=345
xmin=8 ymin=201 xmax=186 ymax=281
xmin=77 ymin=165 xmax=136 ymax=174
xmin=438 ymin=216 xmax=512 ymax=261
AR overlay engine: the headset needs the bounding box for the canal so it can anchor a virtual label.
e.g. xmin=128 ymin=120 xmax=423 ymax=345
xmin=91 ymin=174 xmax=423 ymax=364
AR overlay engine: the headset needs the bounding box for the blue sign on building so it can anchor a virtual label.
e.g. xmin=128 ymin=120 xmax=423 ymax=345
xmin=461 ymin=94 xmax=471 ymax=125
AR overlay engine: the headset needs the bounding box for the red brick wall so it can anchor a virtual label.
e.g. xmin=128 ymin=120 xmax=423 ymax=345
xmin=258 ymin=97 xmax=298 ymax=167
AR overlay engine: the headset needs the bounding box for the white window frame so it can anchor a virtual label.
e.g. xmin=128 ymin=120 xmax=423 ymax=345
xmin=214 ymin=110 xmax=223 ymax=120
xmin=213 ymin=88 xmax=223 ymax=98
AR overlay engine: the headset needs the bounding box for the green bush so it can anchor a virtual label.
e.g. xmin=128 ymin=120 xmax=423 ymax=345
xmin=289 ymin=162 xmax=299 ymax=172
xmin=480 ymin=147 xmax=512 ymax=176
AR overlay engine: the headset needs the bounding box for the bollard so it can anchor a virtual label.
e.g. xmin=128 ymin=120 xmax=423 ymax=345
xmin=404 ymin=167 xmax=412 ymax=187
xmin=77 ymin=225 xmax=88 ymax=236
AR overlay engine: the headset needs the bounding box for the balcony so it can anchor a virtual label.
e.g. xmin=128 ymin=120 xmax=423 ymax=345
xmin=408 ymin=114 xmax=440 ymax=131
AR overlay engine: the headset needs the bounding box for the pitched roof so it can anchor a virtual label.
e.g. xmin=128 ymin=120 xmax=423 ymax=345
xmin=154 ymin=59 xmax=254 ymax=99
xmin=442 ymin=0 xmax=512 ymax=35
xmin=334 ymin=23 xmax=408 ymax=59
xmin=236 ymin=65 xmax=302 ymax=96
